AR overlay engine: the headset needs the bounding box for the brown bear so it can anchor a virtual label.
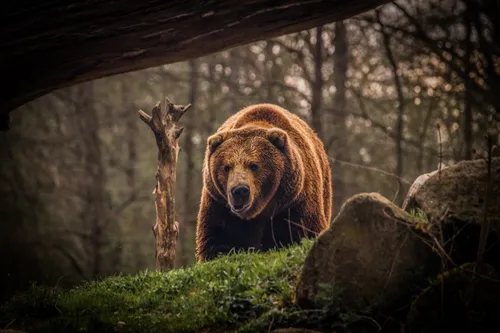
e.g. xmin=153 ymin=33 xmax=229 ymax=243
xmin=196 ymin=103 xmax=332 ymax=262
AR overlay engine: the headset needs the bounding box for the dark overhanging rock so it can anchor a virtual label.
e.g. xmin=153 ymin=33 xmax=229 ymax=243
xmin=0 ymin=0 xmax=389 ymax=130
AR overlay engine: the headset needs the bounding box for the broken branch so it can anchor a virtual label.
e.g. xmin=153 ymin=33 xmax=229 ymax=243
xmin=138 ymin=97 xmax=191 ymax=271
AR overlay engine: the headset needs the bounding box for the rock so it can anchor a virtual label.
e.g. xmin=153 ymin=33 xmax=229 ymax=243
xmin=295 ymin=193 xmax=436 ymax=311
xmin=402 ymin=165 xmax=446 ymax=211
xmin=403 ymin=158 xmax=500 ymax=268
xmin=407 ymin=263 xmax=500 ymax=333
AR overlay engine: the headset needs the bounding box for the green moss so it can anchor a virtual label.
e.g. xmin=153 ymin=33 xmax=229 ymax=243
xmin=1 ymin=238 xmax=409 ymax=333
xmin=407 ymin=208 xmax=429 ymax=223
xmin=1 ymin=240 xmax=322 ymax=333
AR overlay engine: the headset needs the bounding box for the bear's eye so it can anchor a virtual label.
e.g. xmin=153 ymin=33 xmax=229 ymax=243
xmin=249 ymin=163 xmax=259 ymax=172
xmin=223 ymin=165 xmax=231 ymax=173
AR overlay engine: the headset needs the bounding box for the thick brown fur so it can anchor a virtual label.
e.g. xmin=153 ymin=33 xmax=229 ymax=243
xmin=196 ymin=104 xmax=332 ymax=262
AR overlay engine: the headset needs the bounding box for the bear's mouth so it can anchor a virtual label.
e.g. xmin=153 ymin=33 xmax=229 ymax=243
xmin=230 ymin=202 xmax=251 ymax=215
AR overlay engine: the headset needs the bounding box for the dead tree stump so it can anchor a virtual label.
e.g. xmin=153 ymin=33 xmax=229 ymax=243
xmin=138 ymin=97 xmax=191 ymax=271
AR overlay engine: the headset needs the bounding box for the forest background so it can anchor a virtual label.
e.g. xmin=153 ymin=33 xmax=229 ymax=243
xmin=1 ymin=0 xmax=499 ymax=302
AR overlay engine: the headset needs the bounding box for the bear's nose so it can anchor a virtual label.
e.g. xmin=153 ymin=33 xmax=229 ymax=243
xmin=231 ymin=185 xmax=250 ymax=201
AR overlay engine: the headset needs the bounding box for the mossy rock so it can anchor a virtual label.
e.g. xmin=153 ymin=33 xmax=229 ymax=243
xmin=295 ymin=193 xmax=437 ymax=312
xmin=403 ymin=158 xmax=500 ymax=269
xmin=407 ymin=263 xmax=500 ymax=333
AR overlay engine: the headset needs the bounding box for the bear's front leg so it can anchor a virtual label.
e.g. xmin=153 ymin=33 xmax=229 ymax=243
xmin=196 ymin=192 xmax=266 ymax=262
xmin=260 ymin=206 xmax=327 ymax=251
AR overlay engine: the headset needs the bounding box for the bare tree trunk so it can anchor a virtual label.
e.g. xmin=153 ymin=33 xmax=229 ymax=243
xmin=418 ymin=101 xmax=434 ymax=173
xmin=463 ymin=11 xmax=473 ymax=160
xmin=265 ymin=41 xmax=279 ymax=102
xmin=76 ymin=82 xmax=107 ymax=278
xmin=201 ymin=60 xmax=219 ymax=139
xmin=311 ymin=26 xmax=324 ymax=141
xmin=379 ymin=12 xmax=405 ymax=205
xmin=120 ymin=77 xmax=138 ymax=270
xmin=331 ymin=21 xmax=348 ymax=213
xmin=160 ymin=67 xmax=171 ymax=99
xmin=228 ymin=51 xmax=239 ymax=117
xmin=139 ymin=98 xmax=191 ymax=271
xmin=124 ymin=82 xmax=137 ymax=192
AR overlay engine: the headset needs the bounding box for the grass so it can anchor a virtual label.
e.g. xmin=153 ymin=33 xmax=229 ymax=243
xmin=1 ymin=239 xmax=360 ymax=333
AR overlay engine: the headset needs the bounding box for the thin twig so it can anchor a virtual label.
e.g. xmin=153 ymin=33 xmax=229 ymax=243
xmin=435 ymin=123 xmax=446 ymax=313
xmin=284 ymin=219 xmax=320 ymax=236
xmin=475 ymin=134 xmax=494 ymax=270
xmin=3 ymin=319 xmax=16 ymax=330
xmin=382 ymin=208 xmax=456 ymax=266
xmin=327 ymin=156 xmax=411 ymax=185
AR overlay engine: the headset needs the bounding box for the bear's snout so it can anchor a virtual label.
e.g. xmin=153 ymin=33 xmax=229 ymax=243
xmin=230 ymin=184 xmax=250 ymax=211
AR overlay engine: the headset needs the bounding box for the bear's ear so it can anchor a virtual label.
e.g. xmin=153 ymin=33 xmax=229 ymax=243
xmin=207 ymin=134 xmax=224 ymax=154
xmin=266 ymin=128 xmax=288 ymax=151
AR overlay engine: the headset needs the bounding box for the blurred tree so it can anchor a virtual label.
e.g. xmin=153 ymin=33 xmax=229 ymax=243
xmin=177 ymin=59 xmax=199 ymax=267
xmin=378 ymin=10 xmax=407 ymax=205
xmin=75 ymin=82 xmax=108 ymax=278
xmin=331 ymin=20 xmax=349 ymax=213
xmin=312 ymin=26 xmax=325 ymax=141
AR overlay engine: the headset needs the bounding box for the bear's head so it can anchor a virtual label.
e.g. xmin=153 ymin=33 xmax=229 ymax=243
xmin=205 ymin=126 xmax=302 ymax=220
